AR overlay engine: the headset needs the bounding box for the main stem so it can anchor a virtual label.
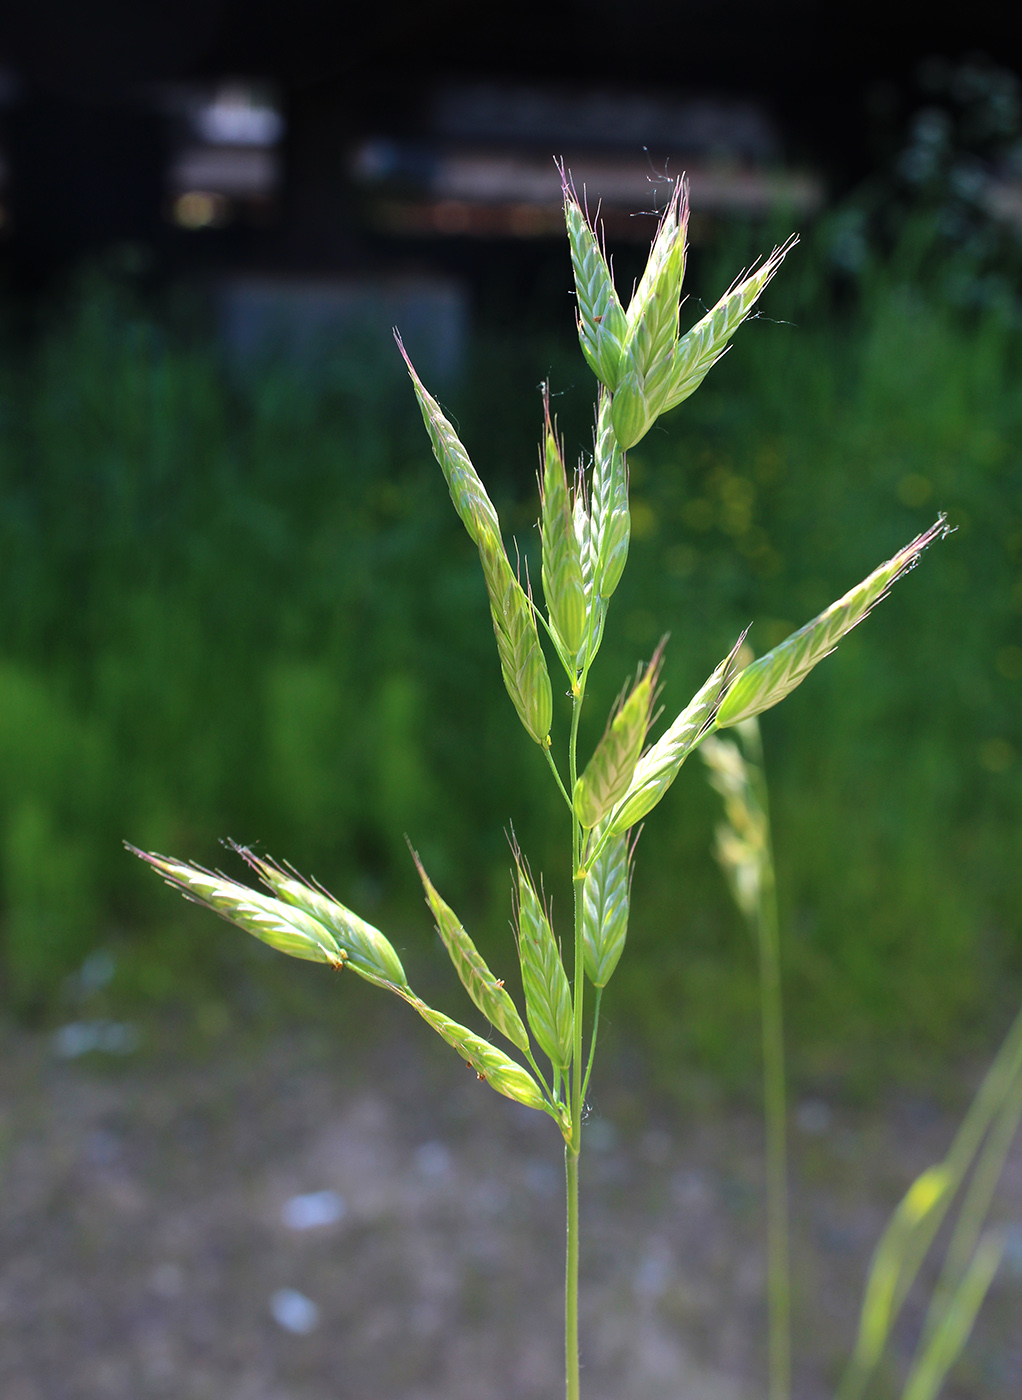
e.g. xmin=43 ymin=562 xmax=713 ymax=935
xmin=565 ymin=676 xmax=587 ymax=1400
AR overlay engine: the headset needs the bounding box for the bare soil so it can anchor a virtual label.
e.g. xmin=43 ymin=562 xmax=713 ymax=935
xmin=1 ymin=1008 xmax=1019 ymax=1400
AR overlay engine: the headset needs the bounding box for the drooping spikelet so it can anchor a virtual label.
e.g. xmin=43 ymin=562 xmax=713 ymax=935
xmin=409 ymin=843 xmax=531 ymax=1054
xmin=129 ymin=846 xmax=351 ymax=971
xmin=232 ymin=846 xmax=410 ymax=989
xmin=399 ymin=990 xmax=553 ymax=1117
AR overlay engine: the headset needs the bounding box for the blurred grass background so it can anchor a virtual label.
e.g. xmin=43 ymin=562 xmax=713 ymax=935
xmin=0 ymin=215 xmax=1019 ymax=1095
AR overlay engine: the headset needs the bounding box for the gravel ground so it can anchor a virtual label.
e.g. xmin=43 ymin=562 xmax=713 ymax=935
xmin=1 ymin=1009 xmax=1020 ymax=1400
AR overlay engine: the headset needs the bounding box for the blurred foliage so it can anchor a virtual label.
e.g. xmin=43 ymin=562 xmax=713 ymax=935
xmin=0 ymin=208 xmax=1020 ymax=1095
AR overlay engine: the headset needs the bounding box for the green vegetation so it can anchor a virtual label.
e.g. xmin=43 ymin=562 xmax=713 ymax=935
xmin=0 ymin=223 xmax=1020 ymax=1102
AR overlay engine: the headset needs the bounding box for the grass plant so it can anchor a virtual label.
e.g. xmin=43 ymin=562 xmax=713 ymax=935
xmin=128 ymin=173 xmax=983 ymax=1398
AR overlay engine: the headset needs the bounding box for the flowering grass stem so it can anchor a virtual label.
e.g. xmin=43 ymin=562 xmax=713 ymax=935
xmin=131 ymin=168 xmax=975 ymax=1400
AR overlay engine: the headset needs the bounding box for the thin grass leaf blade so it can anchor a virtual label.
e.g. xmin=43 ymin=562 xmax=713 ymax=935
xmin=849 ymin=1165 xmax=953 ymax=1383
xmin=236 ymin=847 xmax=409 ymax=988
xmin=717 ymin=518 xmax=950 ymax=729
xmin=409 ymin=845 xmax=531 ymax=1053
xmin=902 ymin=1233 xmax=1004 ymax=1400
xmin=562 ymin=171 xmax=628 ymax=391
xmin=607 ymin=633 xmax=747 ymax=834
xmin=396 ymin=336 xmax=500 ymax=548
xmin=582 ymin=830 xmax=631 ymax=987
xmin=479 ymin=537 xmax=553 ymax=744
xmin=515 ymin=858 xmax=573 ymax=1069
xmin=661 ymin=237 xmax=797 ymax=414
xmin=920 ymin=1039 xmax=1022 ymax=1347
xmin=128 ymin=847 xmax=346 ymax=967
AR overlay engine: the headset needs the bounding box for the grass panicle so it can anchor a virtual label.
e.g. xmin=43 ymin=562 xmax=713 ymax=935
xmin=129 ymin=165 xmax=978 ymax=1400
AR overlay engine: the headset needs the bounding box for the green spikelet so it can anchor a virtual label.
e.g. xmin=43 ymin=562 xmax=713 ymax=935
xmin=661 ymin=237 xmax=797 ymax=415
xmin=397 ymin=336 xmax=501 ymax=548
xmin=561 ymin=170 xmax=628 ymax=391
xmin=235 ymin=846 xmax=410 ymax=988
xmin=540 ymin=393 xmax=587 ymax=657
xmin=582 ymin=829 xmax=632 ymax=988
xmin=610 ymin=180 xmax=689 ymax=450
xmin=514 ymin=853 xmax=573 ymax=1070
xmin=574 ymin=642 xmax=664 ymax=829
xmin=129 ymin=846 xmax=350 ymax=970
xmin=409 ymin=844 xmax=530 ymax=1054
xmin=399 ymin=990 xmax=552 ymax=1116
xmin=589 ymin=391 xmax=630 ymax=600
xmin=716 ymin=518 xmax=949 ymax=729
xmin=478 ymin=535 xmax=553 ymax=745
xmin=607 ymin=633 xmax=747 ymax=835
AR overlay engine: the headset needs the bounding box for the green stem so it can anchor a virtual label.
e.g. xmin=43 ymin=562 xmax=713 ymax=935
xmin=565 ymin=1143 xmax=580 ymax=1400
xmin=565 ymin=672 xmax=588 ymax=1400
xmin=544 ymin=744 xmax=574 ymax=812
